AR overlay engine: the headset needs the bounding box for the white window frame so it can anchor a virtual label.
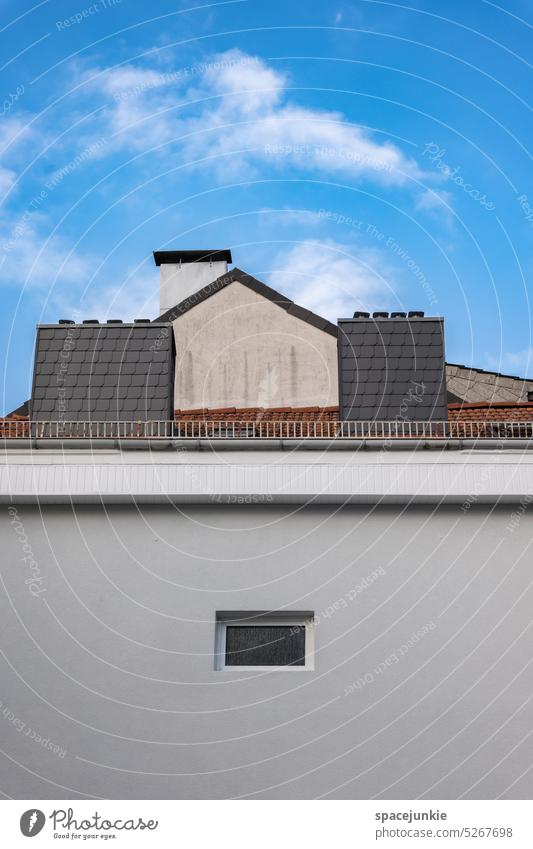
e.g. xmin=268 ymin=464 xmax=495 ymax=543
xmin=215 ymin=612 xmax=315 ymax=672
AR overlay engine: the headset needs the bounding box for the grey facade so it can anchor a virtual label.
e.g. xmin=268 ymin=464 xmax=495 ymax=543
xmin=30 ymin=322 xmax=174 ymax=422
xmin=338 ymin=316 xmax=447 ymax=421
xmin=1 ymin=498 xmax=532 ymax=799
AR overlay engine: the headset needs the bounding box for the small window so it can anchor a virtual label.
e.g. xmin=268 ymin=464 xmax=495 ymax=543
xmin=215 ymin=612 xmax=314 ymax=671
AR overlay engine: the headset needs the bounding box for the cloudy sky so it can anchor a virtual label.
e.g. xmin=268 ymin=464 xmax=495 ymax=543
xmin=1 ymin=0 xmax=533 ymax=413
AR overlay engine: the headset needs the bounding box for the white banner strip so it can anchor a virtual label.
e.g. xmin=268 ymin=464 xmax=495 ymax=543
xmin=1 ymin=800 xmax=532 ymax=847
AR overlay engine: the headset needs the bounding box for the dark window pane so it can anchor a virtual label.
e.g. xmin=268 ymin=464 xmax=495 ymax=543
xmin=225 ymin=625 xmax=306 ymax=666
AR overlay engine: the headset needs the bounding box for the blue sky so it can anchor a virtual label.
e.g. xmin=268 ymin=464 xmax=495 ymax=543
xmin=1 ymin=0 xmax=532 ymax=414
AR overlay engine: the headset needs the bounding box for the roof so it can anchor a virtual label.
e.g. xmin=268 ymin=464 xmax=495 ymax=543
xmin=6 ymin=400 xmax=29 ymax=417
xmin=338 ymin=315 xmax=447 ymax=421
xmin=0 ymin=413 xmax=29 ymax=437
xmin=30 ymin=322 xmax=174 ymax=422
xmin=157 ymin=267 xmax=338 ymax=337
xmin=153 ymin=249 xmax=232 ymax=266
xmin=448 ymin=401 xmax=533 ymax=422
xmin=447 ymin=362 xmax=533 ymax=384
xmin=446 ymin=362 xmax=533 ymax=404
xmin=450 ymin=401 xmax=533 ymax=409
xmin=174 ymin=405 xmax=339 ymax=422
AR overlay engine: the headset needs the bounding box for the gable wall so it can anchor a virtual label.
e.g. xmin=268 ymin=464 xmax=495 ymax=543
xmin=171 ymin=281 xmax=338 ymax=410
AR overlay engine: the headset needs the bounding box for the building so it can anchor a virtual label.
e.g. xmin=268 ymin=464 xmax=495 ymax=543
xmin=1 ymin=250 xmax=532 ymax=800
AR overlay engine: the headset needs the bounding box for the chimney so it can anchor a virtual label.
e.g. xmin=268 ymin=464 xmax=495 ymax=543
xmin=154 ymin=249 xmax=232 ymax=315
xmin=337 ymin=312 xmax=447 ymax=422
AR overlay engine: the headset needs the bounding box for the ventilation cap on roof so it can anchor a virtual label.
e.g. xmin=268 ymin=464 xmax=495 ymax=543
xmin=373 ymin=311 xmax=389 ymax=319
xmin=408 ymin=311 xmax=425 ymax=318
xmin=83 ymin=319 xmax=99 ymax=324
xmin=353 ymin=311 xmax=370 ymax=318
xmin=390 ymin=312 xmax=407 ymax=318
xmin=134 ymin=318 xmax=151 ymax=323
xmin=107 ymin=319 xmax=123 ymax=324
xmin=59 ymin=319 xmax=75 ymax=324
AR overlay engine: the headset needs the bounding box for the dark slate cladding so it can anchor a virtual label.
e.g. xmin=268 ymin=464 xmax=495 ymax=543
xmin=338 ymin=316 xmax=447 ymax=421
xmin=30 ymin=323 xmax=174 ymax=422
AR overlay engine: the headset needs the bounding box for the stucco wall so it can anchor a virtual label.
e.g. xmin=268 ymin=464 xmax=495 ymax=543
xmin=172 ymin=281 xmax=338 ymax=410
xmin=2 ymin=502 xmax=532 ymax=799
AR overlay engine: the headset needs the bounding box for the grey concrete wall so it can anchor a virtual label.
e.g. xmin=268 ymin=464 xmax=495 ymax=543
xmin=172 ymin=281 xmax=338 ymax=409
xmin=1 ymin=503 xmax=532 ymax=799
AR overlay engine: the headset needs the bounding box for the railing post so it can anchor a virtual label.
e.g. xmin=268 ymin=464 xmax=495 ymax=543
xmin=16 ymin=417 xmax=533 ymax=445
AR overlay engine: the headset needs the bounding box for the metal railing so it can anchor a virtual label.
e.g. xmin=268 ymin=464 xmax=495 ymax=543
xmin=1 ymin=419 xmax=533 ymax=440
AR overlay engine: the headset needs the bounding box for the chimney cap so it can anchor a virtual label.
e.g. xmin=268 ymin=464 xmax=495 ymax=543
xmin=153 ymin=249 xmax=232 ymax=266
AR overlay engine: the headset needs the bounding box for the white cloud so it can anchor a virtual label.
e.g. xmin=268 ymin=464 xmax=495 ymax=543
xmin=95 ymin=65 xmax=167 ymax=99
xmin=85 ymin=49 xmax=422 ymax=186
xmin=0 ymin=211 xmax=158 ymax=322
xmin=0 ymin=116 xmax=36 ymax=202
xmin=257 ymin=208 xmax=324 ymax=226
xmin=0 ymin=216 xmax=92 ymax=292
xmin=0 ymin=167 xmax=17 ymax=197
xmin=415 ymin=189 xmax=454 ymax=226
xmin=269 ymin=240 xmax=396 ymax=320
xmin=200 ymin=51 xmax=283 ymax=114
xmin=75 ymin=63 xmax=174 ymax=152
xmin=0 ymin=116 xmax=31 ymax=154
xmin=186 ymin=50 xmax=421 ymax=185
xmin=62 ymin=270 xmax=158 ymax=323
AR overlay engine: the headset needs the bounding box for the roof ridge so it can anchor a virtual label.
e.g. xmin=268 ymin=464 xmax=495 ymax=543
xmin=448 ymin=401 xmax=533 ymax=409
xmin=447 ymin=362 xmax=533 ymax=383
xmin=156 ymin=268 xmax=242 ymax=323
xmin=155 ymin=267 xmax=338 ymax=336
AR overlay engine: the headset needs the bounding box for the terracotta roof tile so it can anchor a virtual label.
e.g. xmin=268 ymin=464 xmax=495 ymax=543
xmin=449 ymin=402 xmax=533 ymax=422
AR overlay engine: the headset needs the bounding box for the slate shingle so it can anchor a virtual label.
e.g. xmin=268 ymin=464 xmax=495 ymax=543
xmin=30 ymin=323 xmax=175 ymax=422
xmin=338 ymin=316 xmax=447 ymax=421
